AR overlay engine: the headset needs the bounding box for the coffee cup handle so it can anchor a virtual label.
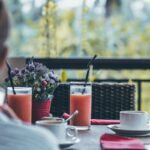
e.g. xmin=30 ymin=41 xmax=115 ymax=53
xmin=66 ymin=127 xmax=78 ymax=140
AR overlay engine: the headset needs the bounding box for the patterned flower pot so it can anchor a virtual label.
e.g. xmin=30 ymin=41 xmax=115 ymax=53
xmin=32 ymin=99 xmax=51 ymax=123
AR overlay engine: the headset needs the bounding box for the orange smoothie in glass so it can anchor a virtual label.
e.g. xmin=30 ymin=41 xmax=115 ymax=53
xmin=70 ymin=84 xmax=92 ymax=130
xmin=70 ymin=94 xmax=91 ymax=126
xmin=7 ymin=87 xmax=32 ymax=123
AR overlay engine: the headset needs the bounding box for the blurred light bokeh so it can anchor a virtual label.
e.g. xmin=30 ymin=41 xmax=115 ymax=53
xmin=7 ymin=0 xmax=150 ymax=58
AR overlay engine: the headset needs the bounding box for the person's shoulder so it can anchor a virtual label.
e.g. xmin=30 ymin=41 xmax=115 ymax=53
xmin=0 ymin=121 xmax=60 ymax=150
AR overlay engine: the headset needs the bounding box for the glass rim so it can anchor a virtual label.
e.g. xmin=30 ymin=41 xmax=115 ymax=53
xmin=70 ymin=84 xmax=92 ymax=95
xmin=69 ymin=82 xmax=92 ymax=85
xmin=0 ymin=86 xmax=6 ymax=91
xmin=0 ymin=86 xmax=7 ymax=105
xmin=7 ymin=87 xmax=32 ymax=91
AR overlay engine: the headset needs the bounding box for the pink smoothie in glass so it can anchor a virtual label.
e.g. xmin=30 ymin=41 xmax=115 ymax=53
xmin=70 ymin=94 xmax=91 ymax=126
xmin=8 ymin=94 xmax=32 ymax=123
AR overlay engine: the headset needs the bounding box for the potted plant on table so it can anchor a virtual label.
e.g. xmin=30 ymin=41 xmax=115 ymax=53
xmin=5 ymin=60 xmax=59 ymax=123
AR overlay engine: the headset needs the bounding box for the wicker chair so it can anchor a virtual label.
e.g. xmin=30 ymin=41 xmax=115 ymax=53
xmin=92 ymin=83 xmax=135 ymax=119
xmin=51 ymin=82 xmax=135 ymax=119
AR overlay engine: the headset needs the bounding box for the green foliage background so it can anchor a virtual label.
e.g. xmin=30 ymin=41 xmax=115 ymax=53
xmin=7 ymin=0 xmax=150 ymax=112
xmin=7 ymin=0 xmax=150 ymax=58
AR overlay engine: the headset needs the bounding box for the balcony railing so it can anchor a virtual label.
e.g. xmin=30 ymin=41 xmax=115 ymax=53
xmin=26 ymin=58 xmax=150 ymax=70
xmin=26 ymin=58 xmax=150 ymax=111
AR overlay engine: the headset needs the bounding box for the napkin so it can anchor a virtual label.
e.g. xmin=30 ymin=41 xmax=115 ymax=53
xmin=63 ymin=113 xmax=120 ymax=125
xmin=100 ymin=134 xmax=145 ymax=150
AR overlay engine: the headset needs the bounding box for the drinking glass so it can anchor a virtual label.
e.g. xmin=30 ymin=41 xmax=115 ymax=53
xmin=0 ymin=87 xmax=6 ymax=105
xmin=70 ymin=84 xmax=92 ymax=130
xmin=7 ymin=87 xmax=32 ymax=123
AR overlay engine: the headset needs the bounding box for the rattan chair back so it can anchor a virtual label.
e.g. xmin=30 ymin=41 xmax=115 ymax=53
xmin=51 ymin=82 xmax=135 ymax=119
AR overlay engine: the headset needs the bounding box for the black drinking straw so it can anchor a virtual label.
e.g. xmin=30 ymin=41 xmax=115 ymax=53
xmin=82 ymin=55 xmax=97 ymax=94
xmin=6 ymin=61 xmax=16 ymax=95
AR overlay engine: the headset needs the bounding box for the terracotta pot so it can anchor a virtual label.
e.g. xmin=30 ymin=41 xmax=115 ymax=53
xmin=32 ymin=99 xmax=51 ymax=123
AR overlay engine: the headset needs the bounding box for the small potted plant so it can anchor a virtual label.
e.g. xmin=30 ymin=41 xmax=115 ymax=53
xmin=5 ymin=60 xmax=59 ymax=123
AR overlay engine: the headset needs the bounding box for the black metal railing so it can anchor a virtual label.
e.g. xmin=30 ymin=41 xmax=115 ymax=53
xmin=26 ymin=58 xmax=150 ymax=110
xmin=26 ymin=58 xmax=150 ymax=70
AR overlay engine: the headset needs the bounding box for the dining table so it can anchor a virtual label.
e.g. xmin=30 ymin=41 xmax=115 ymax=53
xmin=63 ymin=125 xmax=150 ymax=150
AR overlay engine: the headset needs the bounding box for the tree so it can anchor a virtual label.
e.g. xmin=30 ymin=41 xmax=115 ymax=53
xmin=7 ymin=0 xmax=42 ymax=56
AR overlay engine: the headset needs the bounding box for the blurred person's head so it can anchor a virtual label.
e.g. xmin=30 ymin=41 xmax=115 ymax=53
xmin=0 ymin=0 xmax=9 ymax=68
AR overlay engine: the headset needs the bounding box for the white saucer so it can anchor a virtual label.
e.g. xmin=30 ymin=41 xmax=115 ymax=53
xmin=107 ymin=124 xmax=150 ymax=136
xmin=59 ymin=138 xmax=80 ymax=149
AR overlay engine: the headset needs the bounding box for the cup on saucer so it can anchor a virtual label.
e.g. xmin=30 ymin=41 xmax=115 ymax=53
xmin=120 ymin=111 xmax=149 ymax=130
xmin=36 ymin=118 xmax=78 ymax=141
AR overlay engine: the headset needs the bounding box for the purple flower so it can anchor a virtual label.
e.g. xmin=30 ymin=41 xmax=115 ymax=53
xmin=34 ymin=62 xmax=40 ymax=67
xmin=26 ymin=65 xmax=29 ymax=70
xmin=28 ymin=64 xmax=35 ymax=71
xmin=21 ymin=69 xmax=25 ymax=74
xmin=49 ymin=79 xmax=55 ymax=84
xmin=10 ymin=71 xmax=16 ymax=77
xmin=5 ymin=60 xmax=59 ymax=102
xmin=49 ymin=72 xmax=54 ymax=78
xmin=14 ymin=68 xmax=19 ymax=74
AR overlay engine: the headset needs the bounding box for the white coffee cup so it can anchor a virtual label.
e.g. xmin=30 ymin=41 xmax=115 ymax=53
xmin=120 ymin=111 xmax=149 ymax=130
xmin=36 ymin=118 xmax=78 ymax=141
